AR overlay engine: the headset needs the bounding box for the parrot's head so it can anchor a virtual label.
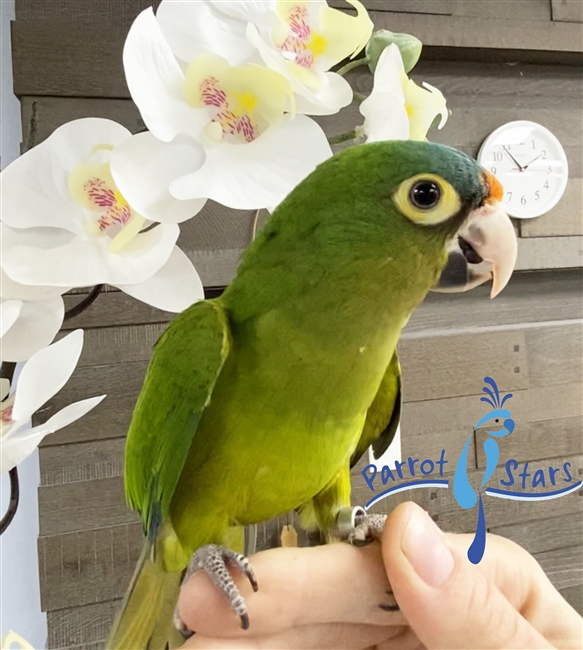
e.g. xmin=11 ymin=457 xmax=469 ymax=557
xmin=327 ymin=140 xmax=518 ymax=298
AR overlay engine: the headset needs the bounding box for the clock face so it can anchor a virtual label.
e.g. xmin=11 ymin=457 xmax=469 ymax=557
xmin=477 ymin=121 xmax=569 ymax=219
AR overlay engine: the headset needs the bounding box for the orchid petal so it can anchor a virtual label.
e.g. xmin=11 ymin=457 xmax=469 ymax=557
xmin=110 ymin=132 xmax=207 ymax=224
xmin=360 ymin=93 xmax=409 ymax=143
xmin=1 ymin=119 xmax=130 ymax=233
xmin=405 ymin=80 xmax=449 ymax=141
xmin=212 ymin=0 xmax=274 ymax=23
xmin=157 ymin=0 xmax=257 ymax=66
xmin=115 ymin=246 xmax=204 ymax=313
xmin=0 ymin=267 xmax=70 ymax=301
xmin=123 ymin=8 xmax=206 ymax=142
xmin=1 ymin=396 xmax=105 ymax=473
xmin=1 ymin=221 xmax=179 ymax=288
xmin=1 ymin=300 xmax=22 ymax=337
xmin=1 ymin=296 xmax=65 ymax=362
xmin=169 ymin=115 xmax=332 ymax=209
xmin=247 ymin=24 xmax=351 ymax=115
xmin=359 ymin=44 xmax=410 ymax=142
xmin=318 ymin=0 xmax=374 ymax=65
xmin=292 ymin=71 xmax=353 ymax=116
xmin=12 ymin=330 xmax=84 ymax=422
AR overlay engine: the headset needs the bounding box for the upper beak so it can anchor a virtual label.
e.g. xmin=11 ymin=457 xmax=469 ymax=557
xmin=433 ymin=172 xmax=518 ymax=298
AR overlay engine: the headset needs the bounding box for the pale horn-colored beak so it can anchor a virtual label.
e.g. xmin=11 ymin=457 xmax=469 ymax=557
xmin=433 ymin=171 xmax=518 ymax=298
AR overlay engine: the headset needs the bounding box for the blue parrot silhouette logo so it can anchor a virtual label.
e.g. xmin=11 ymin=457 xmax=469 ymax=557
xmin=453 ymin=377 xmax=515 ymax=564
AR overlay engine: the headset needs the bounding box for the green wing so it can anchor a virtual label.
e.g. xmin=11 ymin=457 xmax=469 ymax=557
xmin=350 ymin=351 xmax=402 ymax=468
xmin=124 ymin=299 xmax=231 ymax=536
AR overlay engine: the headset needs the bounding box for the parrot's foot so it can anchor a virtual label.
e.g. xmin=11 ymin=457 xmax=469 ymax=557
xmin=173 ymin=544 xmax=258 ymax=637
xmin=335 ymin=507 xmax=387 ymax=546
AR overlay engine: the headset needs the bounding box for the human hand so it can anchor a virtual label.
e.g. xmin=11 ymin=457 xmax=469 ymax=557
xmin=178 ymin=502 xmax=582 ymax=649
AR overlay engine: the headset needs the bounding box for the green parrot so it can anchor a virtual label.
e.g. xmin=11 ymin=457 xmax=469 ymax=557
xmin=107 ymin=140 xmax=517 ymax=649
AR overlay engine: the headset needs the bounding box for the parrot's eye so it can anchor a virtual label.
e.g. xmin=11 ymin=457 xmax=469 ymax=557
xmin=410 ymin=181 xmax=441 ymax=210
xmin=393 ymin=173 xmax=462 ymax=226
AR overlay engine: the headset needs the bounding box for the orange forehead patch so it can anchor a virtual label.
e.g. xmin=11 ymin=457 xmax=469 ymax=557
xmin=483 ymin=170 xmax=504 ymax=204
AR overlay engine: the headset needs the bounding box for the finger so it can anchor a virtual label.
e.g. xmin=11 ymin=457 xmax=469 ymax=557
xmin=181 ymin=623 xmax=412 ymax=650
xmin=442 ymin=531 xmax=582 ymax=649
xmin=383 ymin=502 xmax=554 ymax=649
xmin=178 ymin=541 xmax=405 ymax=637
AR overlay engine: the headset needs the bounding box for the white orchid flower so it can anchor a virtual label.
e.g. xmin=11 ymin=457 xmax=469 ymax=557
xmin=0 ymin=118 xmax=204 ymax=313
xmin=359 ymin=44 xmax=448 ymax=143
xmin=112 ymin=8 xmax=332 ymax=212
xmin=156 ymin=0 xmax=373 ymax=116
xmin=1 ymin=330 xmax=105 ymax=474
xmin=247 ymin=0 xmax=374 ymax=115
xmin=0 ymin=268 xmax=68 ymax=362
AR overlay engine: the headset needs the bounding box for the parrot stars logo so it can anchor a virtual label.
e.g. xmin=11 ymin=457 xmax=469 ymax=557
xmin=361 ymin=376 xmax=582 ymax=564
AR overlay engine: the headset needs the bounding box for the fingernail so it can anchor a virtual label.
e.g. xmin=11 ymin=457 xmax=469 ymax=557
xmin=402 ymin=506 xmax=454 ymax=587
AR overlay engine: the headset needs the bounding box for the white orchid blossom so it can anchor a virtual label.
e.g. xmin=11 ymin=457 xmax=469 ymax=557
xmin=1 ymin=330 xmax=105 ymax=474
xmin=112 ymin=8 xmax=333 ymax=212
xmin=359 ymin=44 xmax=448 ymax=143
xmin=247 ymin=0 xmax=374 ymax=115
xmin=0 ymin=269 xmax=68 ymax=362
xmin=0 ymin=118 xmax=204 ymax=313
xmin=156 ymin=0 xmax=373 ymax=116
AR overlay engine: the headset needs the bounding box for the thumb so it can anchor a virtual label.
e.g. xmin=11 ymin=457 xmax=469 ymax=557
xmin=382 ymin=502 xmax=554 ymax=649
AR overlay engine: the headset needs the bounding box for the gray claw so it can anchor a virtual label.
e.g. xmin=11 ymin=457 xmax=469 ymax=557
xmin=174 ymin=544 xmax=258 ymax=635
xmin=335 ymin=508 xmax=388 ymax=546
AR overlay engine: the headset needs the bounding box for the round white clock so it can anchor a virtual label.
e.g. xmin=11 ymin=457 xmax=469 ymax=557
xmin=477 ymin=120 xmax=569 ymax=219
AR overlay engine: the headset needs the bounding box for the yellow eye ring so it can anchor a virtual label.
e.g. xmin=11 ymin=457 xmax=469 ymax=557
xmin=393 ymin=173 xmax=461 ymax=225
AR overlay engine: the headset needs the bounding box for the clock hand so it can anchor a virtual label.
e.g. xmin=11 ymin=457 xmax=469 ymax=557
xmin=502 ymin=146 xmax=524 ymax=171
xmin=522 ymin=151 xmax=545 ymax=170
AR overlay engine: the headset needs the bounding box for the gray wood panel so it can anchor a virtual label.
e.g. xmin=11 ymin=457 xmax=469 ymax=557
xmin=370 ymin=10 xmax=583 ymax=54
xmin=560 ymin=584 xmax=583 ymax=615
xmin=491 ymin=513 xmax=583 ymax=555
xmin=516 ymin=236 xmax=583 ymax=270
xmin=11 ymin=13 xmax=583 ymax=99
xmin=60 ymin=269 xmax=582 ymax=332
xmin=521 ymin=179 xmax=583 ymax=237
xmin=328 ymin=0 xmax=452 ymax=14
xmin=15 ymin=0 xmax=159 ymax=22
xmin=552 ymin=0 xmax=583 ymax=22
xmin=535 ymin=544 xmax=583 ymax=591
xmin=38 ymin=523 xmax=143 ymax=611
xmin=46 ymin=600 xmax=120 ymax=649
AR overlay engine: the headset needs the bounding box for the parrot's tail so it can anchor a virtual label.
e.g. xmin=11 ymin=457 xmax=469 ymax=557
xmin=105 ymin=538 xmax=183 ymax=650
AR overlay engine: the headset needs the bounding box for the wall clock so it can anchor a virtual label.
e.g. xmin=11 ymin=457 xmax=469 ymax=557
xmin=477 ymin=120 xmax=569 ymax=219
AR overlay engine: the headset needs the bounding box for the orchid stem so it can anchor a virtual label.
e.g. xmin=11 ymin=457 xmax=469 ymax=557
xmin=1 ymin=362 xmax=19 ymax=536
xmin=328 ymin=130 xmax=357 ymax=145
xmin=352 ymin=92 xmax=366 ymax=104
xmin=64 ymin=284 xmax=104 ymax=321
xmin=0 ymin=469 xmax=19 ymax=535
xmin=336 ymin=57 xmax=368 ymax=77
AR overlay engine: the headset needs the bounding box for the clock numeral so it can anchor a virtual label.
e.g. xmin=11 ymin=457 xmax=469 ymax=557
xmin=532 ymin=140 xmax=536 ymax=149
xmin=547 ymin=166 xmax=552 ymax=174
xmin=541 ymin=150 xmax=547 ymax=159
xmin=493 ymin=151 xmax=503 ymax=162
xmin=491 ymin=166 xmax=497 ymax=174
xmin=506 ymin=191 xmax=513 ymax=202
xmin=544 ymin=181 xmax=550 ymax=189
xmin=521 ymin=196 xmax=527 ymax=206
xmin=535 ymin=191 xmax=540 ymax=201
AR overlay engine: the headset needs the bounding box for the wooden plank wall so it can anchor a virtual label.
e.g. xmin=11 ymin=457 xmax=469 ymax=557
xmin=9 ymin=0 xmax=583 ymax=647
